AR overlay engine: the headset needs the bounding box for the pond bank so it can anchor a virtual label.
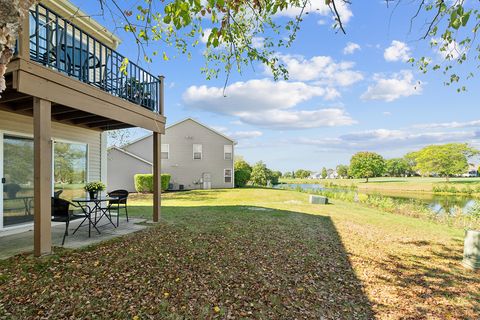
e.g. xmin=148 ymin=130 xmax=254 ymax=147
xmin=275 ymin=183 xmax=480 ymax=230
xmin=279 ymin=177 xmax=480 ymax=196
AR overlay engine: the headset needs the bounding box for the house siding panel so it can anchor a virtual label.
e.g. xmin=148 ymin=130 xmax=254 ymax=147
xmin=0 ymin=110 xmax=102 ymax=183
xmin=122 ymin=119 xmax=235 ymax=189
xmin=107 ymin=149 xmax=152 ymax=192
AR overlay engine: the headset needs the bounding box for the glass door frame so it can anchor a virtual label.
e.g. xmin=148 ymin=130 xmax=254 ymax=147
xmin=0 ymin=130 xmax=36 ymax=230
xmin=52 ymin=138 xmax=89 ymax=201
xmin=0 ymin=131 xmax=90 ymax=231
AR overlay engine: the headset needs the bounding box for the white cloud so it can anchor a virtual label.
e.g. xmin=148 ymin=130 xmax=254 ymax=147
xmin=211 ymin=126 xmax=263 ymax=140
xmin=295 ymin=129 xmax=478 ymax=151
xmin=183 ymin=78 xmax=330 ymax=112
xmin=252 ymin=37 xmax=264 ymax=49
xmin=230 ymin=131 xmax=263 ymax=140
xmin=343 ymin=42 xmax=361 ymax=55
xmin=383 ymin=111 xmax=392 ymax=116
xmin=273 ymin=54 xmax=363 ymax=86
xmin=182 ymin=79 xmax=356 ymax=129
xmin=200 ymin=28 xmax=212 ymax=44
xmin=414 ymin=120 xmax=480 ymax=129
xmin=361 ymin=70 xmax=422 ymax=102
xmin=276 ymin=0 xmax=353 ymax=25
xmin=384 ymin=40 xmax=411 ymax=62
xmin=237 ymin=108 xmax=356 ymax=129
xmin=432 ymin=38 xmax=464 ymax=60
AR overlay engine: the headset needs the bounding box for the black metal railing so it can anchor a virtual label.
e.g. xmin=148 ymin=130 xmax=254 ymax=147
xmin=28 ymin=4 xmax=161 ymax=113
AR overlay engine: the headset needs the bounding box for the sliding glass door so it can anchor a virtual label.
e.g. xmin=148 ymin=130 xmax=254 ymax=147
xmin=2 ymin=135 xmax=35 ymax=227
xmin=53 ymin=141 xmax=88 ymax=200
xmin=0 ymin=135 xmax=88 ymax=229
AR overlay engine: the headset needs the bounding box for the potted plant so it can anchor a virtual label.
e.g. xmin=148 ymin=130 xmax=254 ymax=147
xmin=84 ymin=181 xmax=106 ymax=199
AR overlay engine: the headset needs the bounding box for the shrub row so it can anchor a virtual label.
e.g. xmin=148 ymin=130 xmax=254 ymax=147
xmin=433 ymin=184 xmax=480 ymax=195
xmin=134 ymin=174 xmax=171 ymax=193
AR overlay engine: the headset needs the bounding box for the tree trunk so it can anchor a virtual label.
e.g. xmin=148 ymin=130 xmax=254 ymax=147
xmin=0 ymin=0 xmax=37 ymax=96
xmin=365 ymin=177 xmax=369 ymax=183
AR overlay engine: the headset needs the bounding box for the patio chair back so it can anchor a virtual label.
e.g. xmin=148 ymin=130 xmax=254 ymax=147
xmin=51 ymin=197 xmax=70 ymax=218
xmin=53 ymin=190 xmax=63 ymax=198
xmin=108 ymin=189 xmax=129 ymax=205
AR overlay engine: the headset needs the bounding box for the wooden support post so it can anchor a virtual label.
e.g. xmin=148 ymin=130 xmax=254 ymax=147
xmin=33 ymin=98 xmax=52 ymax=256
xmin=153 ymin=132 xmax=162 ymax=222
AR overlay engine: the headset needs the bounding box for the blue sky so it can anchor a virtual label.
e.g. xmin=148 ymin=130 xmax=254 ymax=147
xmin=72 ymin=0 xmax=480 ymax=172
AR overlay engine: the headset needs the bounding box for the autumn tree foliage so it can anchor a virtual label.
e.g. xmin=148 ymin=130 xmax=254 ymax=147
xmin=0 ymin=0 xmax=36 ymax=96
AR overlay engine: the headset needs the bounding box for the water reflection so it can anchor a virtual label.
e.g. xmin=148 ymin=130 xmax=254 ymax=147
xmin=275 ymin=183 xmax=478 ymax=216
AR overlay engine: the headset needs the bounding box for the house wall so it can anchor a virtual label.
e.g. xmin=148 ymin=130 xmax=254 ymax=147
xmin=107 ymin=149 xmax=152 ymax=192
xmin=123 ymin=119 xmax=235 ymax=189
xmin=0 ymin=110 xmax=102 ymax=183
xmin=124 ymin=135 xmax=154 ymax=163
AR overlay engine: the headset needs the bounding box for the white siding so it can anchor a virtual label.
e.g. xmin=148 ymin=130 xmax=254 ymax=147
xmin=0 ymin=110 xmax=102 ymax=182
xmin=107 ymin=148 xmax=152 ymax=192
xmin=122 ymin=119 xmax=235 ymax=189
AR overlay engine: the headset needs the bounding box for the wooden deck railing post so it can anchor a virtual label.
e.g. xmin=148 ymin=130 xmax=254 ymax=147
xmin=16 ymin=9 xmax=30 ymax=60
xmin=33 ymin=98 xmax=52 ymax=256
xmin=153 ymin=131 xmax=161 ymax=222
xmin=158 ymin=75 xmax=165 ymax=115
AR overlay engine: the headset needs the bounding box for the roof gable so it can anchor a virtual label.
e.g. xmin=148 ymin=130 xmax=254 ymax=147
xmin=108 ymin=147 xmax=152 ymax=166
xmin=121 ymin=117 xmax=236 ymax=149
xmin=166 ymin=118 xmax=236 ymax=143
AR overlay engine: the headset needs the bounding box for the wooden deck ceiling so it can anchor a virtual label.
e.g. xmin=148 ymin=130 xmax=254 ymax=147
xmin=1 ymin=75 xmax=131 ymax=131
xmin=1 ymin=58 xmax=165 ymax=133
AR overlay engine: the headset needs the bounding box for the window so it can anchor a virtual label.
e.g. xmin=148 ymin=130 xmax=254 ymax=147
xmin=161 ymin=144 xmax=169 ymax=159
xmin=53 ymin=141 xmax=88 ymax=200
xmin=224 ymin=145 xmax=233 ymax=160
xmin=224 ymin=169 xmax=232 ymax=183
xmin=193 ymin=144 xmax=202 ymax=160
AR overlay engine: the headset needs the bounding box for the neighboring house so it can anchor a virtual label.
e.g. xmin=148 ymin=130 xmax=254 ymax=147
xmin=326 ymin=169 xmax=338 ymax=179
xmin=462 ymin=163 xmax=479 ymax=177
xmin=107 ymin=118 xmax=236 ymax=192
xmin=0 ymin=0 xmax=166 ymax=256
xmin=308 ymin=172 xmax=322 ymax=179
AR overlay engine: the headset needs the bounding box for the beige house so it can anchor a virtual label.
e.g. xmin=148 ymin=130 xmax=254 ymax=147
xmin=0 ymin=0 xmax=165 ymax=256
xmin=108 ymin=118 xmax=236 ymax=191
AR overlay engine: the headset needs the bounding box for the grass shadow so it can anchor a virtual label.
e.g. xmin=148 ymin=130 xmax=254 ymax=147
xmin=375 ymin=241 xmax=480 ymax=318
xmin=0 ymin=204 xmax=375 ymax=319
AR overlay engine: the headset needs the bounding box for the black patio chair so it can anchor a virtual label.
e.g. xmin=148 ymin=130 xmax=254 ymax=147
xmin=53 ymin=190 xmax=63 ymax=198
xmin=106 ymin=190 xmax=129 ymax=227
xmin=51 ymin=197 xmax=81 ymax=245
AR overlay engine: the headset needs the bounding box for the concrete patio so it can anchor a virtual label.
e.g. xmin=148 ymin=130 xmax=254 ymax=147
xmin=0 ymin=216 xmax=149 ymax=260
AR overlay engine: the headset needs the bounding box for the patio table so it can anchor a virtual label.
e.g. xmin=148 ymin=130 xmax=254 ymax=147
xmin=72 ymin=197 xmax=118 ymax=237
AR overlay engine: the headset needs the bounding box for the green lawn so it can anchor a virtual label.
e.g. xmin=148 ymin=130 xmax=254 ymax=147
xmin=0 ymin=188 xmax=479 ymax=319
xmin=281 ymin=176 xmax=480 ymax=193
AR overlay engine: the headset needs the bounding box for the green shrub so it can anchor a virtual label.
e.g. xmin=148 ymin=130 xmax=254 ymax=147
xmin=234 ymin=159 xmax=252 ymax=187
xmin=134 ymin=174 xmax=171 ymax=193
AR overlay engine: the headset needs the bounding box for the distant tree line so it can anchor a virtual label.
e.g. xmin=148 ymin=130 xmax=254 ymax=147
xmin=267 ymin=143 xmax=479 ymax=183
xmin=234 ymin=158 xmax=281 ymax=187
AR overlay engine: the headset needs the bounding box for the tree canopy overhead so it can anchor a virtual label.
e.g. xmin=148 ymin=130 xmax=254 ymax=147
xmin=2 ymin=0 xmax=479 ymax=96
xmin=115 ymin=0 xmax=480 ymax=90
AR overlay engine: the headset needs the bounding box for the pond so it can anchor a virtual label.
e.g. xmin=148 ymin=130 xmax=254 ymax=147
xmin=275 ymin=183 xmax=478 ymax=215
